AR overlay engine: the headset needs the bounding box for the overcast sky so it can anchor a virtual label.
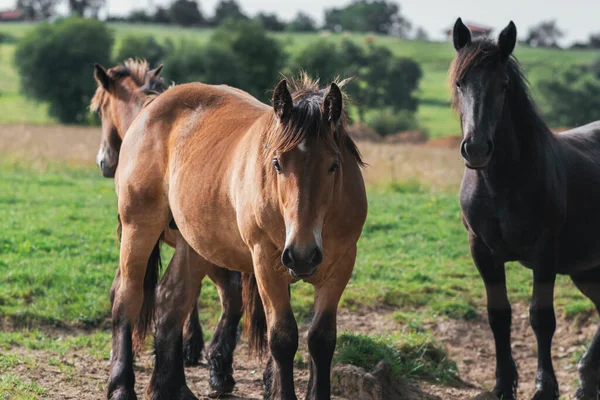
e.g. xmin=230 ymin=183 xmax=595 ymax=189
xmin=1 ymin=0 xmax=599 ymax=44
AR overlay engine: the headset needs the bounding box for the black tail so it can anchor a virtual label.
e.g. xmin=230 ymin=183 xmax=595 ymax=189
xmin=117 ymin=215 xmax=162 ymax=353
xmin=242 ymin=273 xmax=267 ymax=358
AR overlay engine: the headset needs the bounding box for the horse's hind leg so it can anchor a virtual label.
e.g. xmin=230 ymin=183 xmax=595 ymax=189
xmin=148 ymin=234 xmax=206 ymax=400
xmin=571 ymin=267 xmax=600 ymax=400
xmin=206 ymin=267 xmax=242 ymax=398
xmin=182 ymin=287 xmax=204 ymax=366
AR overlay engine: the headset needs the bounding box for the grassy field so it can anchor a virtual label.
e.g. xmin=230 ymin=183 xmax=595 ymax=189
xmin=0 ymin=22 xmax=599 ymax=136
xmin=1 ymin=160 xmax=591 ymax=330
xmin=0 ymin=127 xmax=596 ymax=398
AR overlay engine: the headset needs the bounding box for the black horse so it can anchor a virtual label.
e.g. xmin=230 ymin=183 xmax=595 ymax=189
xmin=452 ymin=18 xmax=600 ymax=400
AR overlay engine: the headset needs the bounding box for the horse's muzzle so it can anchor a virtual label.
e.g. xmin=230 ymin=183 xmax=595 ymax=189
xmin=282 ymin=245 xmax=322 ymax=278
xmin=461 ymin=138 xmax=494 ymax=169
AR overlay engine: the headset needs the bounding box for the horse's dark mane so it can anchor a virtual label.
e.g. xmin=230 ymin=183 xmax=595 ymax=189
xmin=265 ymin=73 xmax=365 ymax=166
xmin=90 ymin=58 xmax=166 ymax=113
xmin=450 ymin=39 xmax=552 ymax=141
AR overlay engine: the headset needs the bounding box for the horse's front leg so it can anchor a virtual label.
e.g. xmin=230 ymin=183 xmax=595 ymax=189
xmin=253 ymin=245 xmax=298 ymax=400
xmin=530 ymin=240 xmax=559 ymax=400
xmin=305 ymin=246 xmax=356 ymax=400
xmin=470 ymin=232 xmax=518 ymax=400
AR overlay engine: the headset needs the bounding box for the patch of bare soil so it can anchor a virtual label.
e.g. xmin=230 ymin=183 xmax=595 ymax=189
xmin=4 ymin=310 xmax=480 ymax=400
xmin=429 ymin=303 xmax=597 ymax=400
xmin=8 ymin=306 xmax=594 ymax=399
xmin=424 ymin=135 xmax=462 ymax=149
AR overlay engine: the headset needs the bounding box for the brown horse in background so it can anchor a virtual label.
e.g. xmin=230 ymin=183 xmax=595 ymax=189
xmin=108 ymin=75 xmax=367 ymax=400
xmin=91 ymin=59 xmax=243 ymax=397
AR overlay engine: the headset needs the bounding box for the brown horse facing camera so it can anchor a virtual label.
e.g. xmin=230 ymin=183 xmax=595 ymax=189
xmin=453 ymin=18 xmax=600 ymax=400
xmin=107 ymin=75 xmax=367 ymax=400
xmin=91 ymin=59 xmax=243 ymax=397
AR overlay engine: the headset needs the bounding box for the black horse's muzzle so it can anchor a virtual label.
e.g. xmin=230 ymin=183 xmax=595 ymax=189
xmin=461 ymin=138 xmax=494 ymax=169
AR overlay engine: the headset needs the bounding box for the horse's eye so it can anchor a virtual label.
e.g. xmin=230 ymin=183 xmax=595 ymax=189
xmin=329 ymin=161 xmax=340 ymax=174
xmin=272 ymin=158 xmax=281 ymax=173
xmin=455 ymin=80 xmax=461 ymax=89
xmin=502 ymin=81 xmax=509 ymax=90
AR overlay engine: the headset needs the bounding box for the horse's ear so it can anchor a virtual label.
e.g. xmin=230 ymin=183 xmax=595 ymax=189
xmin=322 ymin=82 xmax=343 ymax=125
xmin=273 ymin=79 xmax=293 ymax=121
xmin=498 ymin=21 xmax=517 ymax=61
xmin=149 ymin=64 xmax=163 ymax=78
xmin=453 ymin=18 xmax=471 ymax=51
xmin=94 ymin=64 xmax=111 ymax=90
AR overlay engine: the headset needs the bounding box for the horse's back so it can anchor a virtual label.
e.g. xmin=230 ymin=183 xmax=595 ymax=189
xmin=554 ymin=120 xmax=600 ymax=272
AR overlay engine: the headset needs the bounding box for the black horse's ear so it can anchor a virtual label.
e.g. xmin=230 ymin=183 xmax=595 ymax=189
xmin=322 ymin=82 xmax=343 ymax=125
xmin=453 ymin=18 xmax=471 ymax=51
xmin=498 ymin=21 xmax=517 ymax=61
xmin=273 ymin=79 xmax=293 ymax=121
xmin=94 ymin=64 xmax=111 ymax=90
xmin=149 ymin=64 xmax=163 ymax=78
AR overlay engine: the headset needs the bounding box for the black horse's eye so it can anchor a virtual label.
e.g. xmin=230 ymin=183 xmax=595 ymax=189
xmin=502 ymin=80 xmax=509 ymax=90
xmin=329 ymin=161 xmax=340 ymax=174
xmin=272 ymin=158 xmax=281 ymax=173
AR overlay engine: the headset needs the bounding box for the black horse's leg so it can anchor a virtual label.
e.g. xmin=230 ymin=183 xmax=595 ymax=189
xmin=571 ymin=268 xmax=600 ymax=400
xmin=148 ymin=237 xmax=205 ymax=400
xmin=470 ymin=233 xmax=518 ymax=400
xmin=182 ymin=287 xmax=204 ymax=366
xmin=206 ymin=268 xmax=243 ymax=398
xmin=530 ymin=250 xmax=559 ymax=400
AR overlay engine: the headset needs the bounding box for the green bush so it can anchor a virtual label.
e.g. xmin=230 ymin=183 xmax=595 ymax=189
xmin=293 ymin=39 xmax=422 ymax=121
xmin=14 ymin=17 xmax=114 ymax=124
xmin=114 ymin=35 xmax=167 ymax=67
xmin=538 ymin=66 xmax=600 ymax=127
xmin=162 ymin=39 xmax=205 ymax=83
xmin=0 ymin=31 xmax=17 ymax=44
xmin=210 ymin=19 xmax=285 ymax=101
xmin=365 ymin=109 xmax=420 ymax=136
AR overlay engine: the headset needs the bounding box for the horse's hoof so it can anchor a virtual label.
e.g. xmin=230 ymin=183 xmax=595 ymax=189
xmin=207 ymin=374 xmax=235 ymax=398
xmin=206 ymin=387 xmax=233 ymax=399
xmin=531 ymin=390 xmax=559 ymax=400
xmin=148 ymin=386 xmax=198 ymax=400
xmin=182 ymin=339 xmax=203 ymax=366
xmin=574 ymin=386 xmax=599 ymax=400
xmin=109 ymin=387 xmax=137 ymax=400
xmin=492 ymin=387 xmax=514 ymax=400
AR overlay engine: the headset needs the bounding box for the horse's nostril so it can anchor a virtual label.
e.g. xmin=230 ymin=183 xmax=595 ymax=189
xmin=282 ymin=248 xmax=294 ymax=269
xmin=486 ymin=140 xmax=494 ymax=156
xmin=99 ymin=160 xmax=104 ymax=170
xmin=309 ymin=248 xmax=323 ymax=267
xmin=460 ymin=141 xmax=468 ymax=159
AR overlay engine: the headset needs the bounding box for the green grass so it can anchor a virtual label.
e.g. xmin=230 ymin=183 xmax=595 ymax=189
xmin=0 ymin=162 xmax=593 ymax=329
xmin=0 ymin=374 xmax=46 ymax=399
xmin=334 ymin=332 xmax=459 ymax=384
xmin=0 ymin=161 xmax=596 ymax=393
xmin=0 ymin=23 xmax=599 ymax=135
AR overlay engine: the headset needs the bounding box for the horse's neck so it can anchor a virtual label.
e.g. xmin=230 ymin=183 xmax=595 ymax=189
xmin=482 ymin=92 xmax=554 ymax=188
xmin=119 ymin=101 xmax=145 ymax=138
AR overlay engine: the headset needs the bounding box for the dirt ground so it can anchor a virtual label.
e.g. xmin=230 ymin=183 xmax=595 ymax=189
xmin=5 ymin=307 xmax=598 ymax=399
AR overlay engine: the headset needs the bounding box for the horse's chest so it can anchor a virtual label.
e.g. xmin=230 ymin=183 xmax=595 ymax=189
xmin=462 ymin=194 xmax=541 ymax=259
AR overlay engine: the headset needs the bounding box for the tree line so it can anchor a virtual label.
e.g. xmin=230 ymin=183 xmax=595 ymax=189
xmin=14 ymin=16 xmax=423 ymax=134
xmin=16 ymin=0 xmax=428 ymax=38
